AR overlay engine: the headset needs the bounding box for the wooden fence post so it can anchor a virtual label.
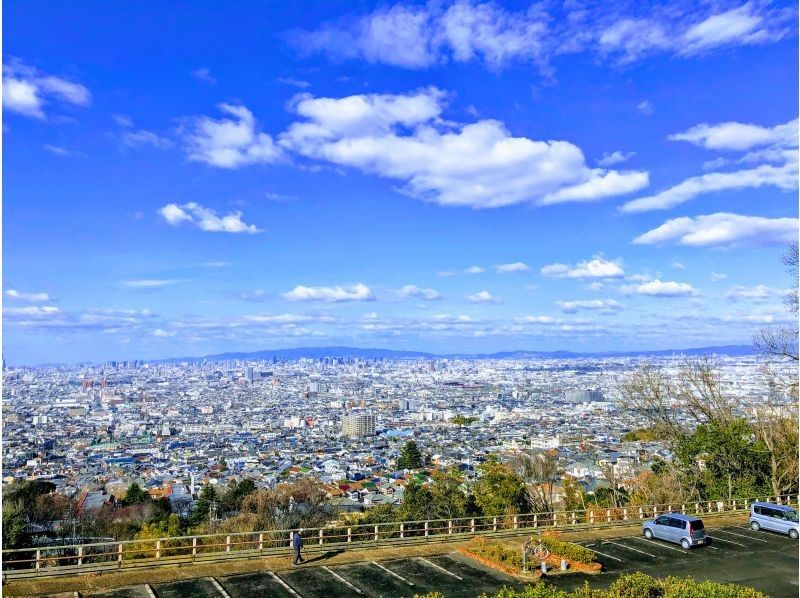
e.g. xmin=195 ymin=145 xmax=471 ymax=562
xmin=78 ymin=546 xmax=83 ymax=567
xmin=118 ymin=543 xmax=123 ymax=566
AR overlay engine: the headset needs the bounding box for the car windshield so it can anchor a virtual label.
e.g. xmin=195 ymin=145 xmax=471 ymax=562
xmin=786 ymin=510 xmax=799 ymax=523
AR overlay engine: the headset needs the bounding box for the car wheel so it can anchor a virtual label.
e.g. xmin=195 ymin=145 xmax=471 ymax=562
xmin=750 ymin=521 xmax=760 ymax=531
xmin=644 ymin=529 xmax=653 ymax=539
xmin=681 ymin=538 xmax=691 ymax=550
xmin=789 ymin=529 xmax=798 ymax=540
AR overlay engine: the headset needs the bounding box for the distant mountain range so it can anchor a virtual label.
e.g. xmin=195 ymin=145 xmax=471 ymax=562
xmin=152 ymin=344 xmax=756 ymax=364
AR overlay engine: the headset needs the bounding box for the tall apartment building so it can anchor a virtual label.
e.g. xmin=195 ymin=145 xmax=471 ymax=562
xmin=342 ymin=413 xmax=376 ymax=437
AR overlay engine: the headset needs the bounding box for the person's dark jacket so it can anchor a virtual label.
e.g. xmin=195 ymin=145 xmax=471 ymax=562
xmin=293 ymin=532 xmax=303 ymax=549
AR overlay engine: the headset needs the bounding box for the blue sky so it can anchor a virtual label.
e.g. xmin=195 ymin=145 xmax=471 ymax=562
xmin=3 ymin=0 xmax=798 ymax=364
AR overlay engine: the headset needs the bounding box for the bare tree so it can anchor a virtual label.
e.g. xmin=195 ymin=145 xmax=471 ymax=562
xmin=754 ymin=242 xmax=799 ymax=365
xmin=753 ymin=406 xmax=799 ymax=496
xmin=509 ymin=450 xmax=559 ymax=513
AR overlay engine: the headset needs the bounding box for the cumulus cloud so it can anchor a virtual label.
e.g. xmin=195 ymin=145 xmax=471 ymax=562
xmin=633 ymin=212 xmax=798 ymax=248
xmin=680 ymin=3 xmax=787 ymax=55
xmin=467 ymin=290 xmax=498 ymax=303
xmin=183 ymin=104 xmax=283 ymax=168
xmin=597 ymin=151 xmax=635 ymax=166
xmin=669 ymin=119 xmax=797 ymax=152
xmin=5 ymin=289 xmax=51 ymax=302
xmin=280 ymin=88 xmax=647 ymax=208
xmin=710 ymin=272 xmax=728 ymax=281
xmin=556 ymin=299 xmax=624 ymax=314
xmin=282 ymin=283 xmax=375 ymax=302
xmin=466 ymin=266 xmax=484 ymax=274
xmin=4 ymin=305 xmax=61 ymax=318
xmin=637 ymin=100 xmax=654 ymax=115
xmin=494 ymin=262 xmax=530 ymax=273
xmin=398 ymin=285 xmax=442 ymax=300
xmin=158 ymin=202 xmax=262 ymax=234
xmin=541 ymin=257 xmax=624 ymax=279
xmin=621 ymin=280 xmax=699 ymax=297
xmin=2 ymin=60 xmax=91 ymax=119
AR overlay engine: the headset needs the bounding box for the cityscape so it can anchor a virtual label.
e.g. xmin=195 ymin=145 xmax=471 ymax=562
xmin=2 ymin=0 xmax=798 ymax=596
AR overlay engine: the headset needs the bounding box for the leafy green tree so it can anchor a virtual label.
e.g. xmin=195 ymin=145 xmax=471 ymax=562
xmin=190 ymin=484 xmax=219 ymax=525
xmin=399 ymin=481 xmax=434 ymax=521
xmin=397 ymin=441 xmax=424 ymax=469
xmin=149 ymin=497 xmax=173 ymax=523
xmin=219 ymin=457 xmax=228 ymax=472
xmin=220 ymin=478 xmax=257 ymax=513
xmin=473 ymin=455 xmax=531 ymax=517
xmin=428 ymin=470 xmax=468 ymax=519
xmin=123 ymin=482 xmax=150 ymax=505
xmin=2 ymin=506 xmax=27 ymax=549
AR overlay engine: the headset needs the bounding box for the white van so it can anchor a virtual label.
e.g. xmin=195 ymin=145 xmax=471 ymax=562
xmin=749 ymin=502 xmax=799 ymax=539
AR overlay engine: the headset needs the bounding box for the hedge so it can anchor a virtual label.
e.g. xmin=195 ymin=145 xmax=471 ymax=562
xmin=540 ymin=536 xmax=596 ymax=564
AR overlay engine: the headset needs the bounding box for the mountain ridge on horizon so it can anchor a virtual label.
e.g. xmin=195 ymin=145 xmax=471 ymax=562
xmin=147 ymin=343 xmax=757 ymax=364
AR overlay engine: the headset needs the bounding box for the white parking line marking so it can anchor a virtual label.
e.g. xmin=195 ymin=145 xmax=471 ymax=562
xmin=714 ymin=528 xmax=768 ymax=543
xmin=270 ymin=572 xmax=301 ymax=597
xmin=209 ymin=577 xmax=231 ymax=598
xmin=371 ymin=561 xmax=415 ymax=586
xmin=631 ymin=537 xmax=688 ymax=553
xmin=602 ymin=540 xmax=657 ymax=558
xmin=323 ymin=566 xmax=363 ymax=594
xmin=417 ymin=557 xmax=464 ymax=580
xmin=707 ymin=535 xmax=746 ymax=547
xmin=583 ymin=545 xmax=623 ymax=562
xmin=144 ymin=585 xmax=157 ymax=598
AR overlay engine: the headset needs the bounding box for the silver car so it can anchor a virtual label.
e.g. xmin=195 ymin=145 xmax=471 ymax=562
xmin=749 ymin=502 xmax=799 ymax=539
xmin=642 ymin=513 xmax=706 ymax=549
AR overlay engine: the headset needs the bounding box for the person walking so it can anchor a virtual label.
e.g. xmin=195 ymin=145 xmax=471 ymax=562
xmin=292 ymin=529 xmax=304 ymax=565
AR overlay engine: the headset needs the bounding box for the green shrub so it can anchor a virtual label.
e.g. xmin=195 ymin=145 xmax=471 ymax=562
xmin=469 ymin=539 xmax=523 ymax=569
xmin=475 ymin=574 xmax=767 ymax=598
xmin=540 ymin=536 xmax=596 ymax=564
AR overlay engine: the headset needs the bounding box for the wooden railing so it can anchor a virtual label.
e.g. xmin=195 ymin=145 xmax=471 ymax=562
xmin=2 ymin=494 xmax=796 ymax=580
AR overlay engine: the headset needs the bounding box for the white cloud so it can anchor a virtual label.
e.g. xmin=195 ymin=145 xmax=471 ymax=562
xmin=121 ymin=129 xmax=172 ymax=150
xmin=622 ymin=280 xmax=699 ymax=298
xmin=2 ymin=60 xmax=91 ymax=119
xmin=494 ymin=262 xmax=530 ymax=273
xmin=597 ymin=151 xmax=635 ymax=166
xmin=623 ymin=118 xmax=798 ymax=213
xmin=281 ymin=88 xmax=647 ymax=208
xmin=398 ymin=285 xmax=442 ymax=300
xmin=289 ymin=2 xmax=792 ymax=72
xmin=634 ymin=212 xmax=798 ymax=248
xmin=467 ymin=290 xmax=498 ymax=303
xmin=5 ymin=289 xmax=51 ymax=302
xmin=437 ymin=270 xmax=457 ymax=278
xmin=637 ymin=100 xmax=654 ymax=115
xmin=282 ymin=283 xmax=375 ymax=302
xmin=621 ymin=162 xmax=797 ymax=213
xmin=290 ymin=2 xmax=548 ymax=72
xmin=710 ymin=272 xmax=728 ymax=281
xmin=556 ymin=299 xmax=624 ymax=314
xmin=681 ymin=3 xmax=785 ymax=55
xmin=464 ymin=266 xmax=484 ymax=274
xmin=726 ymin=284 xmax=790 ymax=302
xmin=183 ymin=104 xmax=283 ymax=168
xmin=192 ymin=67 xmax=216 ymax=84
xmin=4 ymin=306 xmax=60 ymax=318
xmin=671 ymin=262 xmax=685 ymax=270
xmin=668 ymin=119 xmax=797 ymax=152
xmin=277 ymin=77 xmax=311 ymax=88
xmin=122 ymin=279 xmax=184 ymax=289
xmin=541 ymin=257 xmax=624 ymax=279
xmin=152 ymin=328 xmax=175 ymax=338
xmin=158 ymin=202 xmax=262 ymax=234
xmin=44 ymin=144 xmax=86 ymax=157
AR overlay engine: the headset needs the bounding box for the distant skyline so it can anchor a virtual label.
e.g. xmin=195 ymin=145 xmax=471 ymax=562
xmin=3 ymin=1 xmax=798 ymax=364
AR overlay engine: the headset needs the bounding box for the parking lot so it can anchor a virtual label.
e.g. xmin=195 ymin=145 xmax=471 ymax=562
xmin=93 ymin=553 xmax=524 ymax=598
xmin=88 ymin=523 xmax=798 ymax=597
xmin=552 ymin=523 xmax=799 ymax=596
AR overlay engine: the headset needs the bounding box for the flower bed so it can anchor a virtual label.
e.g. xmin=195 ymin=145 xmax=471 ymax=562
xmin=459 ymin=536 xmax=601 ymax=578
